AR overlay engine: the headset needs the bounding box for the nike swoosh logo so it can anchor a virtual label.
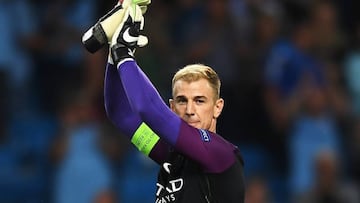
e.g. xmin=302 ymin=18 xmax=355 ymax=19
xmin=123 ymin=27 xmax=138 ymax=43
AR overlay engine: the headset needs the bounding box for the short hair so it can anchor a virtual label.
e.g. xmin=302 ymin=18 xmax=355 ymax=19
xmin=172 ymin=64 xmax=221 ymax=99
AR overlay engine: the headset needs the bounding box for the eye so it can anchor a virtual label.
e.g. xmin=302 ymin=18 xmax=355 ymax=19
xmin=195 ymin=99 xmax=205 ymax=104
xmin=176 ymin=98 xmax=187 ymax=105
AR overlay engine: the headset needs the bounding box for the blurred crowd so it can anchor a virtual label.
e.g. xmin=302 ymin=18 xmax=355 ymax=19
xmin=0 ymin=0 xmax=360 ymax=202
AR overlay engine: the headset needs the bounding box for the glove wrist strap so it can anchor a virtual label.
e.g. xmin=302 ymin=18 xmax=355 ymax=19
xmin=111 ymin=44 xmax=134 ymax=65
xmin=82 ymin=23 xmax=107 ymax=53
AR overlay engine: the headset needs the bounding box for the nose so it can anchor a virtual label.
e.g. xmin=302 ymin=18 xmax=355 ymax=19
xmin=185 ymin=102 xmax=195 ymax=116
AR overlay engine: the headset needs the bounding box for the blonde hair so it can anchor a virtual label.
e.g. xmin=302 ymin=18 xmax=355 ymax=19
xmin=172 ymin=64 xmax=221 ymax=99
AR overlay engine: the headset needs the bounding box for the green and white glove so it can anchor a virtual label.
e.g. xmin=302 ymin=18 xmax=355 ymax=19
xmin=110 ymin=4 xmax=147 ymax=65
xmin=82 ymin=0 xmax=150 ymax=53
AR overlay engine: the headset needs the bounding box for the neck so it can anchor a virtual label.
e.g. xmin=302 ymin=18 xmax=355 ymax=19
xmin=209 ymin=118 xmax=217 ymax=133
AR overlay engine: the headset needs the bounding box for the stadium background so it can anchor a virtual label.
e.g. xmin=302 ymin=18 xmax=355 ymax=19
xmin=0 ymin=0 xmax=359 ymax=202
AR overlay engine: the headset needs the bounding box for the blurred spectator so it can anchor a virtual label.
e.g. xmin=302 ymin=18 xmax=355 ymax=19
xmin=295 ymin=150 xmax=360 ymax=203
xmin=309 ymin=0 xmax=346 ymax=62
xmin=0 ymin=107 xmax=58 ymax=202
xmin=288 ymin=75 xmax=342 ymax=197
xmin=52 ymin=124 xmax=116 ymax=203
xmin=344 ymin=23 xmax=360 ymax=116
xmin=51 ymin=91 xmax=116 ymax=203
xmin=0 ymin=2 xmax=59 ymax=193
xmin=26 ymin=0 xmax=100 ymax=113
xmin=229 ymin=0 xmax=284 ymax=146
xmin=338 ymin=15 xmax=360 ymax=189
xmin=115 ymin=149 xmax=159 ymax=203
xmin=263 ymin=15 xmax=323 ymax=174
xmin=264 ymin=17 xmax=323 ymax=133
xmin=0 ymin=0 xmax=36 ymax=115
xmin=263 ymin=5 xmax=350 ymax=199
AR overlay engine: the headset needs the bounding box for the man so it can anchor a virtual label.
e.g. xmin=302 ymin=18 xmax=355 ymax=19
xmin=97 ymin=3 xmax=245 ymax=202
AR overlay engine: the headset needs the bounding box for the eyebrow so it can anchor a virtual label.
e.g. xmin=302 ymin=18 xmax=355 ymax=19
xmin=194 ymin=96 xmax=207 ymax=100
xmin=175 ymin=95 xmax=208 ymax=101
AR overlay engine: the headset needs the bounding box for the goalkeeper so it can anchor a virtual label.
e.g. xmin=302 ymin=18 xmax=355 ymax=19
xmin=96 ymin=2 xmax=245 ymax=203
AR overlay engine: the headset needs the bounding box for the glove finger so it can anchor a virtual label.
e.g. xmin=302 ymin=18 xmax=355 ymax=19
xmin=140 ymin=5 xmax=147 ymax=14
xmin=133 ymin=0 xmax=151 ymax=6
xmin=128 ymin=4 xmax=143 ymax=23
xmin=140 ymin=15 xmax=145 ymax=30
xmin=111 ymin=7 xmax=131 ymax=46
xmin=137 ymin=35 xmax=148 ymax=47
xmin=121 ymin=0 xmax=133 ymax=8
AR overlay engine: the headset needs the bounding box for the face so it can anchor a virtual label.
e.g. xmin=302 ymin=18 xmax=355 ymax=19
xmin=169 ymin=78 xmax=224 ymax=132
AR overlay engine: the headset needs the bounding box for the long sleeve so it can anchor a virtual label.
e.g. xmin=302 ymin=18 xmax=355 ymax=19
xmin=116 ymin=59 xmax=181 ymax=145
xmin=104 ymin=62 xmax=169 ymax=163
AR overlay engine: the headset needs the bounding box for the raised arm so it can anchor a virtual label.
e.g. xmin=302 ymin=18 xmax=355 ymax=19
xmin=104 ymin=60 xmax=169 ymax=164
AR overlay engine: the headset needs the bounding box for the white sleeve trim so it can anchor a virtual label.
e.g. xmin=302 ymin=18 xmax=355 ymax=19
xmin=117 ymin=58 xmax=135 ymax=69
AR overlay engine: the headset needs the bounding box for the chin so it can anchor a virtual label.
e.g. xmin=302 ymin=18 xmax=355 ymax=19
xmin=188 ymin=122 xmax=201 ymax=129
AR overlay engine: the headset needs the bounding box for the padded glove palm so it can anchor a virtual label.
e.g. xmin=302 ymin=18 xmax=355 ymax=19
xmin=110 ymin=4 xmax=147 ymax=64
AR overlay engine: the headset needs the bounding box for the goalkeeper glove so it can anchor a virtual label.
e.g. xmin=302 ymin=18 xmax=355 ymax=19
xmin=82 ymin=0 xmax=150 ymax=53
xmin=110 ymin=4 xmax=147 ymax=65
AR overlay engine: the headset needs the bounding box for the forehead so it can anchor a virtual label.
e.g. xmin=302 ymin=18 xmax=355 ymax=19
xmin=173 ymin=78 xmax=214 ymax=98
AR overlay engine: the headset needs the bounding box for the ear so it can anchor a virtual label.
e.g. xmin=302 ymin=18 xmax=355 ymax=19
xmin=213 ymin=98 xmax=224 ymax=119
xmin=169 ymin=98 xmax=175 ymax=112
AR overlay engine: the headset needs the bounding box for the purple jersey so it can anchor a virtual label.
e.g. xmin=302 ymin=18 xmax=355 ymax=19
xmin=104 ymin=59 xmax=244 ymax=202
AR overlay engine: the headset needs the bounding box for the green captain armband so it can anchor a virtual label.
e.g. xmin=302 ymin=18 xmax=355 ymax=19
xmin=131 ymin=122 xmax=160 ymax=156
